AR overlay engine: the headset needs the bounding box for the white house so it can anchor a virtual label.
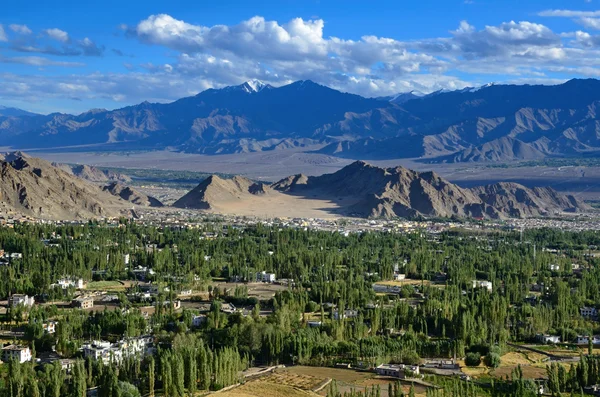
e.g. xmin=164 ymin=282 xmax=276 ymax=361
xmin=576 ymin=335 xmax=600 ymax=345
xmin=2 ymin=345 xmax=32 ymax=363
xmin=192 ymin=315 xmax=207 ymax=328
xmin=256 ymin=271 xmax=276 ymax=283
xmin=537 ymin=334 xmax=560 ymax=344
xmin=333 ymin=309 xmax=359 ymax=320
xmin=9 ymin=294 xmax=35 ymax=308
xmin=55 ymin=277 xmax=85 ymax=289
xmin=394 ymin=274 xmax=406 ymax=281
xmin=548 ymin=264 xmax=561 ymax=272
xmin=580 ymin=307 xmax=598 ymax=319
xmin=472 ymin=280 xmax=493 ymax=292
xmin=375 ymin=363 xmax=420 ymax=379
xmin=43 ymin=321 xmax=57 ymax=334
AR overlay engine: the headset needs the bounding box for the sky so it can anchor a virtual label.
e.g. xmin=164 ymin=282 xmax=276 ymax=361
xmin=2 ymin=0 xmax=600 ymax=114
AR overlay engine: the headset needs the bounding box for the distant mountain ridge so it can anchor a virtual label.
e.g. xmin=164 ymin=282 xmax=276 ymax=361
xmin=7 ymin=78 xmax=600 ymax=162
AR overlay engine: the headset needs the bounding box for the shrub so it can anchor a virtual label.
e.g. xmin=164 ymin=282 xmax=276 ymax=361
xmin=465 ymin=352 xmax=481 ymax=367
xmin=484 ymin=352 xmax=501 ymax=368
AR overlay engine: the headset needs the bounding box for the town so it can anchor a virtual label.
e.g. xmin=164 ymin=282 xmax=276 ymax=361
xmin=0 ymin=216 xmax=599 ymax=397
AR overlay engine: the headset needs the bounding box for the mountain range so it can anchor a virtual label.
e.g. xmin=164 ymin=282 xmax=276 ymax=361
xmin=0 ymin=152 xmax=588 ymax=220
xmin=174 ymin=160 xmax=586 ymax=219
xmin=5 ymin=78 xmax=600 ymax=162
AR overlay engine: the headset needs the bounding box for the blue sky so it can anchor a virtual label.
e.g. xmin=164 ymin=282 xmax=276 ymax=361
xmin=2 ymin=0 xmax=600 ymax=114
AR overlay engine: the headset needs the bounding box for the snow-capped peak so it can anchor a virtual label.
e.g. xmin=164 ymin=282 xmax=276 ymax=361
xmin=240 ymin=79 xmax=269 ymax=93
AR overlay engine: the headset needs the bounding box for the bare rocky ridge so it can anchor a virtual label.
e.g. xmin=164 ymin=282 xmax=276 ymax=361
xmin=102 ymin=182 xmax=164 ymax=208
xmin=173 ymin=175 xmax=270 ymax=210
xmin=176 ymin=161 xmax=588 ymax=219
xmin=53 ymin=163 xmax=132 ymax=183
xmin=0 ymin=152 xmax=127 ymax=220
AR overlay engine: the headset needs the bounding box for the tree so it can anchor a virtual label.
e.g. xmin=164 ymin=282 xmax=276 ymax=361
xmin=484 ymin=352 xmax=501 ymax=368
xmin=465 ymin=352 xmax=481 ymax=367
xmin=148 ymin=357 xmax=155 ymax=397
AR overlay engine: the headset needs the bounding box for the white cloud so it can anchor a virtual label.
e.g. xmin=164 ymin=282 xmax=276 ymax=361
xmin=135 ymin=14 xmax=328 ymax=62
xmin=9 ymin=24 xmax=32 ymax=34
xmin=0 ymin=55 xmax=85 ymax=67
xmin=538 ymin=9 xmax=600 ymax=17
xmin=44 ymin=28 xmax=69 ymax=42
xmin=5 ymin=14 xmax=600 ymax=110
xmin=0 ymin=24 xmax=7 ymax=42
xmin=579 ymin=17 xmax=600 ymax=29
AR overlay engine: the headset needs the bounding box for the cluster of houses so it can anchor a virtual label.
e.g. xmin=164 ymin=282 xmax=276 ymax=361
xmin=81 ymin=336 xmax=154 ymax=364
xmin=536 ymin=333 xmax=600 ymax=345
xmin=51 ymin=277 xmax=86 ymax=290
xmin=0 ymin=250 xmax=23 ymax=265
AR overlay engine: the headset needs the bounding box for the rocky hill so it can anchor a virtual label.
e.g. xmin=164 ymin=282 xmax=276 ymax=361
xmin=176 ymin=161 xmax=587 ymax=219
xmin=102 ymin=182 xmax=164 ymax=207
xmin=0 ymin=152 xmax=127 ymax=220
xmin=173 ymin=175 xmax=270 ymax=210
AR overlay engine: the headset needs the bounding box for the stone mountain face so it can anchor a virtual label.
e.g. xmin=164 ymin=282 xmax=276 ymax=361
xmin=0 ymin=152 xmax=127 ymax=220
xmin=6 ymin=78 xmax=600 ymax=162
xmin=102 ymin=182 xmax=163 ymax=208
xmin=176 ymin=161 xmax=587 ymax=219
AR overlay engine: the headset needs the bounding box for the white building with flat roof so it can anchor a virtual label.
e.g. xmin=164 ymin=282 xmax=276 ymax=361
xmin=375 ymin=363 xmax=419 ymax=379
xmin=2 ymin=345 xmax=32 ymax=363
xmin=9 ymin=294 xmax=34 ymax=308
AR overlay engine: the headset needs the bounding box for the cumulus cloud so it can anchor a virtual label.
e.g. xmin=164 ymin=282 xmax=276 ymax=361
xmin=135 ymin=14 xmax=328 ymax=62
xmin=44 ymin=28 xmax=70 ymax=42
xmin=448 ymin=20 xmax=560 ymax=58
xmin=9 ymin=24 xmax=32 ymax=35
xmin=579 ymin=17 xmax=600 ymax=29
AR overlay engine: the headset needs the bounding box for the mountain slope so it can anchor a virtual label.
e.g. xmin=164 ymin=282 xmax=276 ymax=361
xmin=102 ymin=182 xmax=163 ymax=207
xmin=0 ymin=152 xmax=126 ymax=219
xmin=0 ymin=106 xmax=39 ymax=117
xmin=53 ymin=163 xmax=132 ymax=183
xmin=173 ymin=175 xmax=270 ymax=210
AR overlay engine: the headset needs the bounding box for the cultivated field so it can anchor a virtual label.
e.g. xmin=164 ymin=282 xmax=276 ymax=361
xmin=216 ymin=380 xmax=321 ymax=397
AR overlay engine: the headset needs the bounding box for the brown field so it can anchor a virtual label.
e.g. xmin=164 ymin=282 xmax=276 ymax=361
xmin=216 ymin=380 xmax=321 ymax=397
xmin=460 ymin=351 xmax=572 ymax=381
xmin=374 ymin=280 xmax=431 ymax=287
xmin=214 ymin=282 xmax=288 ymax=300
xmin=281 ymin=366 xmax=427 ymax=397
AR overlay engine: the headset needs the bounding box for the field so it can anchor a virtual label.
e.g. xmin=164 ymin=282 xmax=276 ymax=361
xmin=459 ymin=351 xmax=571 ymax=380
xmin=216 ymin=380 xmax=321 ymax=397
xmin=213 ymin=282 xmax=289 ymax=300
xmin=280 ymin=366 xmax=428 ymax=397
xmin=86 ymin=280 xmax=126 ymax=291
xmin=374 ymin=279 xmax=431 ymax=287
